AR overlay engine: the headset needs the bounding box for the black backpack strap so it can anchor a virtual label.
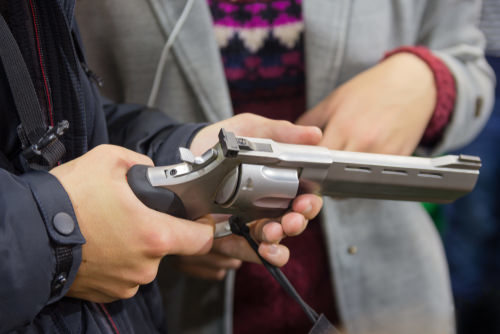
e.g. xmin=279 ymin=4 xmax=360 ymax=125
xmin=0 ymin=13 xmax=67 ymax=171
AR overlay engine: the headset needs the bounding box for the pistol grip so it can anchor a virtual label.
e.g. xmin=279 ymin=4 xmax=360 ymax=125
xmin=127 ymin=164 xmax=186 ymax=218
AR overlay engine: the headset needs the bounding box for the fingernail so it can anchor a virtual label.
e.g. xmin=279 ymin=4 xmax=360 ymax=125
xmin=303 ymin=204 xmax=312 ymax=215
xmin=267 ymin=244 xmax=279 ymax=255
xmin=313 ymin=126 xmax=322 ymax=136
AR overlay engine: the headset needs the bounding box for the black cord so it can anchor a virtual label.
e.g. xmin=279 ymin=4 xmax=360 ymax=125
xmin=229 ymin=215 xmax=320 ymax=324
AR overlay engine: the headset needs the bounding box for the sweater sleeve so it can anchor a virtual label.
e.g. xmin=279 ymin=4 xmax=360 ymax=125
xmin=414 ymin=0 xmax=495 ymax=155
xmin=0 ymin=169 xmax=85 ymax=333
xmin=384 ymin=46 xmax=456 ymax=148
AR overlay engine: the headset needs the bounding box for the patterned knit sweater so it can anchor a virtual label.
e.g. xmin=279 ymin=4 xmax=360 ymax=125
xmin=209 ymin=0 xmax=306 ymax=123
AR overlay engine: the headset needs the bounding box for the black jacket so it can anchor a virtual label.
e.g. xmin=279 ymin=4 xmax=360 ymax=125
xmin=0 ymin=0 xmax=202 ymax=332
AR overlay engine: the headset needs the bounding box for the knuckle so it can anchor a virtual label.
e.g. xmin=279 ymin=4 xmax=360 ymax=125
xmin=278 ymin=119 xmax=293 ymax=127
xmin=93 ymin=144 xmax=126 ymax=163
xmin=136 ymin=266 xmax=159 ymax=285
xmin=94 ymin=144 xmax=152 ymax=167
xmin=238 ymin=112 xmax=251 ymax=119
xmin=215 ymin=239 xmax=240 ymax=259
xmin=358 ymin=130 xmax=379 ymax=151
xmin=335 ymin=120 xmax=350 ymax=139
xmin=97 ymin=295 xmax=117 ymax=304
xmin=98 ymin=143 xmax=116 ymax=154
xmin=214 ymin=269 xmax=227 ymax=281
xmin=108 ymin=284 xmax=140 ymax=300
xmin=136 ymin=153 xmax=154 ymax=166
xmin=325 ymin=93 xmax=341 ymax=111
xmin=118 ymin=286 xmax=140 ymax=300
xmin=89 ymin=144 xmax=109 ymax=158
xmin=229 ymin=259 xmax=242 ymax=269
xmin=235 ymin=113 xmax=255 ymax=124
xmin=143 ymin=228 xmax=172 ymax=256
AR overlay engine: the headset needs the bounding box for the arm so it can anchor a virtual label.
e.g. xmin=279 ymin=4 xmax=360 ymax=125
xmin=417 ymin=0 xmax=495 ymax=154
xmin=0 ymin=170 xmax=85 ymax=333
xmin=298 ymin=0 xmax=494 ymax=157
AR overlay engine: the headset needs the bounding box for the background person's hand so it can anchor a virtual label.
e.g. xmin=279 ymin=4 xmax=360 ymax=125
xmin=173 ymin=114 xmax=324 ymax=280
xmin=173 ymin=193 xmax=323 ymax=280
xmin=50 ymin=145 xmax=214 ymax=303
xmin=190 ymin=113 xmax=323 ymax=155
xmin=297 ymin=53 xmax=437 ymax=155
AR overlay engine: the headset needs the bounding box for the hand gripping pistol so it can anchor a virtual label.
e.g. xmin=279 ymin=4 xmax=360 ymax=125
xmin=127 ymin=129 xmax=481 ymax=237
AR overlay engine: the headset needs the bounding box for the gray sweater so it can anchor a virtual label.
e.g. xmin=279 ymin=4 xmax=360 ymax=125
xmin=480 ymin=0 xmax=500 ymax=56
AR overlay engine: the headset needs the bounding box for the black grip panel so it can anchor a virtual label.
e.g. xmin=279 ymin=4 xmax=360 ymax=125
xmin=127 ymin=164 xmax=186 ymax=218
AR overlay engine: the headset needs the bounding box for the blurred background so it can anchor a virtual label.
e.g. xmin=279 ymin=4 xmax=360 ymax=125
xmin=439 ymin=1 xmax=500 ymax=333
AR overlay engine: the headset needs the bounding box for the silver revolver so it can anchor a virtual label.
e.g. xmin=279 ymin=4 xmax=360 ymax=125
xmin=127 ymin=129 xmax=481 ymax=237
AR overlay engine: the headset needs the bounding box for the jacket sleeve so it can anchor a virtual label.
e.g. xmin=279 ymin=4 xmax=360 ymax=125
xmin=0 ymin=169 xmax=85 ymax=333
xmin=103 ymin=98 xmax=207 ymax=165
xmin=417 ymin=0 xmax=496 ymax=155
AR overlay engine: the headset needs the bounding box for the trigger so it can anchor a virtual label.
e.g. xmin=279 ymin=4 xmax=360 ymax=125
xmin=214 ymin=221 xmax=232 ymax=238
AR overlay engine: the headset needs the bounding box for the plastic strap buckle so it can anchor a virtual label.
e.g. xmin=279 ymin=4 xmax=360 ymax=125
xmin=20 ymin=120 xmax=69 ymax=162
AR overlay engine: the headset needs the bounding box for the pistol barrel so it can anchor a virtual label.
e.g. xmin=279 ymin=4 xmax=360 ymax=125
xmin=309 ymin=151 xmax=481 ymax=203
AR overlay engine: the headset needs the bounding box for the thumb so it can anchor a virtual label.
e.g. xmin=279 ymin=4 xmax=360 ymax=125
xmin=296 ymin=99 xmax=330 ymax=128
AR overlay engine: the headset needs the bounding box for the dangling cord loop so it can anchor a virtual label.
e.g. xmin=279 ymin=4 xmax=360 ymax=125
xmin=229 ymin=215 xmax=340 ymax=334
xmin=147 ymin=0 xmax=195 ymax=107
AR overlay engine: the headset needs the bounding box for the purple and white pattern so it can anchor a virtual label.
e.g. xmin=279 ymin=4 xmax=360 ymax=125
xmin=207 ymin=0 xmax=305 ymax=122
xmin=210 ymin=0 xmax=303 ymax=52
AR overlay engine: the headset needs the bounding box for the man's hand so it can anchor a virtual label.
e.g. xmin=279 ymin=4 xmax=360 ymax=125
xmin=173 ymin=114 xmax=324 ymax=280
xmin=50 ymin=145 xmax=214 ymax=302
xmin=297 ymin=53 xmax=437 ymax=155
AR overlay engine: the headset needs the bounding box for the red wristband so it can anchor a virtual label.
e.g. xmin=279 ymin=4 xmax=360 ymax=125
xmin=384 ymin=46 xmax=456 ymax=147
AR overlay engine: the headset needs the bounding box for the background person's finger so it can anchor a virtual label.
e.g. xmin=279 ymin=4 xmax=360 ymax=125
xmin=280 ymin=212 xmax=307 ymax=237
xmin=212 ymin=235 xmax=291 ymax=267
xmin=249 ymin=220 xmax=284 ymax=243
xmin=291 ymin=194 xmax=323 ymax=220
xmin=258 ymin=243 xmax=290 ymax=267
xmin=258 ymin=119 xmax=323 ymax=146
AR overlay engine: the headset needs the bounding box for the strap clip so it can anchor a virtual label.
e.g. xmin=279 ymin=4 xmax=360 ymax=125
xmin=21 ymin=120 xmax=69 ymax=161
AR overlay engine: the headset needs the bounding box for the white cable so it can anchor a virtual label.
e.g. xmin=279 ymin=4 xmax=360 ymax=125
xmin=147 ymin=0 xmax=195 ymax=107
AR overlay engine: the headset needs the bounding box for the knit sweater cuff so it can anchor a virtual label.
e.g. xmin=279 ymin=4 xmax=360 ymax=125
xmin=384 ymin=46 xmax=456 ymax=147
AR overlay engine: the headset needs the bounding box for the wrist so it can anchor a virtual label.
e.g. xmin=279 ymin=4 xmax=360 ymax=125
xmin=23 ymin=170 xmax=85 ymax=303
xmin=384 ymin=46 xmax=456 ymax=147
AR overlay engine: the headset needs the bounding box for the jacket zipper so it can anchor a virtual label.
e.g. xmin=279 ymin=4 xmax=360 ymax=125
xmin=98 ymin=303 xmax=121 ymax=334
xmin=27 ymin=0 xmax=54 ymax=127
